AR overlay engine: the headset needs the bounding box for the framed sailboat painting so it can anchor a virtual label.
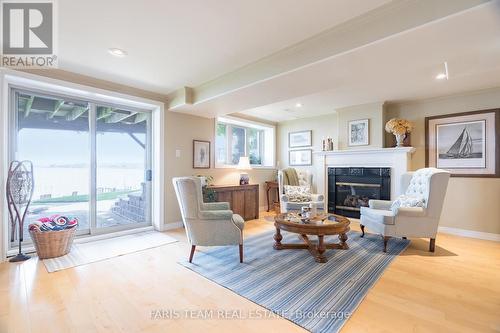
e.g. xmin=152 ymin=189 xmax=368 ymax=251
xmin=425 ymin=109 xmax=499 ymax=177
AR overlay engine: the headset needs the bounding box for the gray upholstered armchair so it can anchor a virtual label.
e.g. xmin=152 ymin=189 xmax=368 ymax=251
xmin=172 ymin=177 xmax=245 ymax=263
xmin=278 ymin=168 xmax=325 ymax=213
xmin=360 ymin=168 xmax=450 ymax=253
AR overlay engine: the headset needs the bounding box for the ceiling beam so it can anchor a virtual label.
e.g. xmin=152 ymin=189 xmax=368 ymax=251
xmin=23 ymin=96 xmax=35 ymax=118
xmin=97 ymin=107 xmax=114 ymax=120
xmin=48 ymin=100 xmax=65 ymax=118
xmin=105 ymin=111 xmax=137 ymax=123
xmin=133 ymin=112 xmax=148 ymax=124
xmin=167 ymin=0 xmax=491 ymax=113
xmin=66 ymin=106 xmax=88 ymax=121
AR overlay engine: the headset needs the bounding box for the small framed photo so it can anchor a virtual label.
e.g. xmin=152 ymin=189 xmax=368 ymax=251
xmin=348 ymin=119 xmax=369 ymax=146
xmin=193 ymin=140 xmax=210 ymax=169
xmin=425 ymin=109 xmax=499 ymax=177
xmin=289 ymin=149 xmax=312 ymax=166
xmin=289 ymin=130 xmax=312 ymax=148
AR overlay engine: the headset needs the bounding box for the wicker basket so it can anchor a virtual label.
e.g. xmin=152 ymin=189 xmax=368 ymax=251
xmin=29 ymin=227 xmax=77 ymax=259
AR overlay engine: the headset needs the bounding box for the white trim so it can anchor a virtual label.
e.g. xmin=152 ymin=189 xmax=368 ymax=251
xmin=163 ymin=222 xmax=184 ymax=230
xmin=438 ymin=227 xmax=500 ymax=242
xmin=0 ymin=69 xmax=166 ymax=262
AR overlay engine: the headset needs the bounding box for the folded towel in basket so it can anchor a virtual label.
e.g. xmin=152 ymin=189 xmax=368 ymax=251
xmin=29 ymin=215 xmax=78 ymax=232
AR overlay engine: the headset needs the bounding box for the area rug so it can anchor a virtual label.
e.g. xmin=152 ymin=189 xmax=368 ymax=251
xmin=180 ymin=230 xmax=409 ymax=333
xmin=43 ymin=231 xmax=177 ymax=273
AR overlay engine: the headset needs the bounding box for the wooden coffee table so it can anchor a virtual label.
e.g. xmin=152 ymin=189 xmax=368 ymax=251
xmin=273 ymin=213 xmax=350 ymax=263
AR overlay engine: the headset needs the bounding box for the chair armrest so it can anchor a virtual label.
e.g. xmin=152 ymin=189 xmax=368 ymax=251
xmin=397 ymin=207 xmax=427 ymax=217
xmin=198 ymin=210 xmax=233 ymax=220
xmin=202 ymin=202 xmax=230 ymax=211
xmin=311 ymin=193 xmax=324 ymax=202
xmin=368 ymin=199 xmax=392 ymax=210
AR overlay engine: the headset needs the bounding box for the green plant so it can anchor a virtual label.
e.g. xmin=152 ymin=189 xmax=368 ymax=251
xmin=195 ymin=175 xmax=216 ymax=202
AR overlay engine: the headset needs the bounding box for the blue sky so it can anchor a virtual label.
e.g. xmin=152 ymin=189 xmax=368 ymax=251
xmin=18 ymin=128 xmax=146 ymax=166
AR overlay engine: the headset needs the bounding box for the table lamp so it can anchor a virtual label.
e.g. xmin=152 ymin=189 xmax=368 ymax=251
xmin=237 ymin=156 xmax=252 ymax=185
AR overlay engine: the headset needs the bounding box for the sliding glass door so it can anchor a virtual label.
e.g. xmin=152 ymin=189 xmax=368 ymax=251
xmin=9 ymin=89 xmax=152 ymax=247
xmin=95 ymin=106 xmax=151 ymax=230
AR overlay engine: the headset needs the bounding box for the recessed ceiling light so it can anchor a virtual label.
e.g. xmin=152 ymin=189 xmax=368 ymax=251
xmin=295 ymin=103 xmax=302 ymax=108
xmin=435 ymin=61 xmax=449 ymax=80
xmin=108 ymin=48 xmax=128 ymax=57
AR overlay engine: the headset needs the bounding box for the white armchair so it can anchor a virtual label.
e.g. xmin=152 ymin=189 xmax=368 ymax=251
xmin=278 ymin=168 xmax=325 ymax=213
xmin=172 ymin=177 xmax=245 ymax=263
xmin=360 ymin=168 xmax=450 ymax=253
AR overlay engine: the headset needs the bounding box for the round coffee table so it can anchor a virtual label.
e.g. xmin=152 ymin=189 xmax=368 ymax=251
xmin=273 ymin=213 xmax=350 ymax=263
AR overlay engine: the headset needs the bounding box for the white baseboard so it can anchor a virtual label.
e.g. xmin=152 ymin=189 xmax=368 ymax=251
xmin=163 ymin=222 xmax=184 ymax=230
xmin=438 ymin=227 xmax=500 ymax=242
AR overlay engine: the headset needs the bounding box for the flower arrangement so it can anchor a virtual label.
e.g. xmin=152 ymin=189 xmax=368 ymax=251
xmin=385 ymin=118 xmax=414 ymax=146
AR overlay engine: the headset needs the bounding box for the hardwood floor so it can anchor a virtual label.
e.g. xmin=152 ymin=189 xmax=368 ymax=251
xmin=1 ymin=212 xmax=499 ymax=333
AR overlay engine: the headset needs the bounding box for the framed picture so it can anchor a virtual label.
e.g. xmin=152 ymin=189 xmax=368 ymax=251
xmin=425 ymin=109 xmax=499 ymax=177
xmin=289 ymin=130 xmax=312 ymax=148
xmin=289 ymin=149 xmax=312 ymax=166
xmin=348 ymin=119 xmax=369 ymax=146
xmin=193 ymin=140 xmax=210 ymax=169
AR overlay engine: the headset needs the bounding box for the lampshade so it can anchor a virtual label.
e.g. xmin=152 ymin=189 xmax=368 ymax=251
xmin=237 ymin=156 xmax=252 ymax=170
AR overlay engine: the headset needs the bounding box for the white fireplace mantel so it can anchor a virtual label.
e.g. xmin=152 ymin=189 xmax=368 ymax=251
xmin=313 ymin=147 xmax=416 ymax=202
xmin=315 ymin=147 xmax=416 ymax=157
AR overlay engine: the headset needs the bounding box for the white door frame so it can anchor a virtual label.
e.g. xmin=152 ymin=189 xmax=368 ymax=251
xmin=0 ymin=68 xmax=166 ymax=262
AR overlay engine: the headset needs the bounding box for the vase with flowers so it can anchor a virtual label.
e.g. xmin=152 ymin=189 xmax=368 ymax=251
xmin=385 ymin=118 xmax=414 ymax=147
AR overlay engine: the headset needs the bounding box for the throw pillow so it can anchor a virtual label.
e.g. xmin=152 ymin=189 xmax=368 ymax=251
xmin=390 ymin=195 xmax=425 ymax=214
xmin=284 ymin=185 xmax=311 ymax=202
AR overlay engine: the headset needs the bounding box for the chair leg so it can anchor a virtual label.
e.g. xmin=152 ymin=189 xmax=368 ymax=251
xmin=239 ymin=244 xmax=243 ymax=263
xmin=360 ymin=224 xmax=365 ymax=238
xmin=189 ymin=245 xmax=196 ymax=263
xmin=402 ymin=237 xmax=407 ymax=240
xmin=383 ymin=236 xmax=390 ymax=253
xmin=429 ymin=238 xmax=436 ymax=252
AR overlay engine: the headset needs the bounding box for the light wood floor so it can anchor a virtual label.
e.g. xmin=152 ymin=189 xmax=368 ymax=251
xmin=1 ymin=212 xmax=499 ymax=333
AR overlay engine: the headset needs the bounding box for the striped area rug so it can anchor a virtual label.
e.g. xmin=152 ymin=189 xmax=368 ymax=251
xmin=180 ymin=230 xmax=409 ymax=333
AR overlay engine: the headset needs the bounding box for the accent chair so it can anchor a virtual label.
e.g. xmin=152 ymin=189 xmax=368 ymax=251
xmin=277 ymin=168 xmax=325 ymax=213
xmin=360 ymin=168 xmax=450 ymax=253
xmin=172 ymin=176 xmax=245 ymax=263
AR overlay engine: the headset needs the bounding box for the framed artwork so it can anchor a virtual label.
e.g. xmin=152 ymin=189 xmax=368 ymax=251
xmin=289 ymin=130 xmax=312 ymax=148
xmin=425 ymin=109 xmax=499 ymax=177
xmin=289 ymin=149 xmax=312 ymax=166
xmin=348 ymin=119 xmax=369 ymax=146
xmin=193 ymin=140 xmax=210 ymax=169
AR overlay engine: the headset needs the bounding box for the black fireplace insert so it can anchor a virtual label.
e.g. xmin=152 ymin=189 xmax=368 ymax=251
xmin=328 ymin=167 xmax=390 ymax=218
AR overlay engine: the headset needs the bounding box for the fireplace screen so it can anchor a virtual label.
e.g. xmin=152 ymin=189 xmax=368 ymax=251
xmin=336 ymin=182 xmax=381 ymax=211
xmin=328 ymin=168 xmax=390 ymax=218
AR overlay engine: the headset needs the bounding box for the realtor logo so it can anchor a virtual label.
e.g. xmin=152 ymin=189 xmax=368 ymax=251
xmin=1 ymin=0 xmax=57 ymax=67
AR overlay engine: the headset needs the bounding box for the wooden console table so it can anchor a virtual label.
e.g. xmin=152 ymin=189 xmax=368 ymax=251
xmin=208 ymin=184 xmax=259 ymax=221
xmin=265 ymin=181 xmax=279 ymax=212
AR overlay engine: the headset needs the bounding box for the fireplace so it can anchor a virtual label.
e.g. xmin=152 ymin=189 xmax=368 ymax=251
xmin=328 ymin=167 xmax=390 ymax=218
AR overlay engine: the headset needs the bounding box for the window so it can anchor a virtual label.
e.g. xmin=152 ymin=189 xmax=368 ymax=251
xmin=215 ymin=116 xmax=275 ymax=168
xmin=10 ymin=89 xmax=152 ymax=246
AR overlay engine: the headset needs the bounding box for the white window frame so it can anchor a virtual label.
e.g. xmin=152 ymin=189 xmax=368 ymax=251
xmin=214 ymin=115 xmax=275 ymax=169
xmin=0 ymin=69 xmax=166 ymax=262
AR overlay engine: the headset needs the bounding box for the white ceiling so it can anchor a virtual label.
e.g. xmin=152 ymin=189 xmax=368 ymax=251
xmin=57 ymin=0 xmax=390 ymax=94
xmin=233 ymin=2 xmax=500 ymax=121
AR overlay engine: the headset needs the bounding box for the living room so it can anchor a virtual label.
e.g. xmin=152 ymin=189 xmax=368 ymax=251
xmin=1 ymin=1 xmax=499 ymax=332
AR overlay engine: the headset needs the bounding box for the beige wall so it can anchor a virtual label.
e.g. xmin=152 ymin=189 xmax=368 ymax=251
xmin=386 ymin=87 xmax=500 ymax=234
xmin=165 ymin=112 xmax=276 ymax=224
xmin=337 ymin=102 xmax=384 ymax=149
xmin=276 ymin=102 xmax=384 ymax=191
